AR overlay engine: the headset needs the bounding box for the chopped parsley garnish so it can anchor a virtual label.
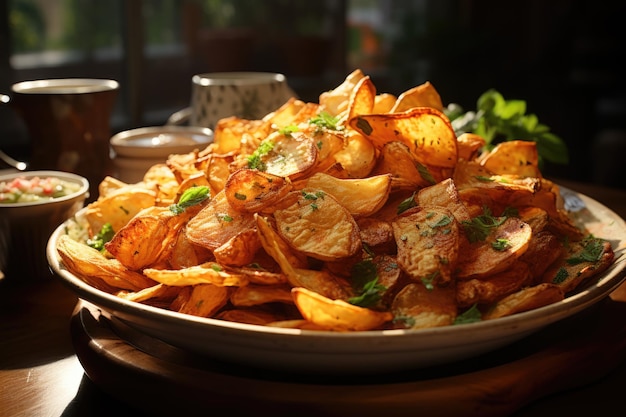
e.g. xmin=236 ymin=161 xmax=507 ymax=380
xmin=247 ymin=140 xmax=275 ymax=171
xmin=566 ymin=235 xmax=606 ymax=265
xmin=552 ymin=267 xmax=569 ymax=284
xmin=348 ymin=258 xmax=386 ymax=307
xmin=302 ymin=190 xmax=325 ymax=200
xmin=169 ymin=186 xmax=210 ymax=215
xmin=492 ymin=238 xmax=510 ymax=251
xmin=309 ymin=111 xmax=341 ymax=131
xmin=279 ymin=125 xmax=299 ymax=136
xmin=87 ymin=222 xmax=115 ymax=252
xmin=454 ymin=304 xmax=482 ymax=324
xmin=397 ymin=192 xmax=417 ymax=214
xmin=461 ymin=206 xmax=507 ymax=243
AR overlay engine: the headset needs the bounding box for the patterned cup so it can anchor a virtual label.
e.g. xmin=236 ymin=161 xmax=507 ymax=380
xmin=167 ymin=72 xmax=296 ymax=129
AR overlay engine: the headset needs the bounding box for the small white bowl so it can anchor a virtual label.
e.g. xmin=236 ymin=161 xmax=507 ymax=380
xmin=0 ymin=170 xmax=89 ymax=282
xmin=110 ymin=126 xmax=213 ymax=159
xmin=110 ymin=126 xmax=214 ymax=183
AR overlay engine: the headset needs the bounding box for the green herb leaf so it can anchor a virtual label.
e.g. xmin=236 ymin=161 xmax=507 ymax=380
xmin=87 ymin=222 xmax=115 ymax=252
xmin=454 ymin=304 xmax=482 ymax=324
xmin=169 ymin=186 xmax=210 ymax=214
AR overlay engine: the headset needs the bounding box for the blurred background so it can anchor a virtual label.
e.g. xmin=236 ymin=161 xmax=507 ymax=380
xmin=1 ymin=0 xmax=625 ymax=188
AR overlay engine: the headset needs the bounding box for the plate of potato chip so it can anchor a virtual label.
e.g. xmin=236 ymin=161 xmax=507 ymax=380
xmin=47 ymin=70 xmax=626 ymax=375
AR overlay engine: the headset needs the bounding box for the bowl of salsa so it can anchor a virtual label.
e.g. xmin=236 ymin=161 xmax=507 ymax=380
xmin=0 ymin=170 xmax=89 ymax=282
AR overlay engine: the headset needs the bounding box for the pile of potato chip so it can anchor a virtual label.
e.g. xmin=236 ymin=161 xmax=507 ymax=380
xmin=56 ymin=69 xmax=616 ymax=331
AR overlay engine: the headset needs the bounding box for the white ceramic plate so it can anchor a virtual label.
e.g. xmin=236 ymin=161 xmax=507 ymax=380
xmin=110 ymin=126 xmax=213 ymax=159
xmin=46 ymin=189 xmax=626 ymax=375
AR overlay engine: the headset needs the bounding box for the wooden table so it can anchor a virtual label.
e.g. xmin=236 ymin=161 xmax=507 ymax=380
xmin=1 ymin=178 xmax=626 ymax=417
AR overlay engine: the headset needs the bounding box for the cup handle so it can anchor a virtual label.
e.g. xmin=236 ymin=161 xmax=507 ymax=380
xmin=166 ymin=107 xmax=191 ymax=126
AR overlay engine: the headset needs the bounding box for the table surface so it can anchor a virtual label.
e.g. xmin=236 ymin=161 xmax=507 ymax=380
xmin=1 ymin=178 xmax=626 ymax=417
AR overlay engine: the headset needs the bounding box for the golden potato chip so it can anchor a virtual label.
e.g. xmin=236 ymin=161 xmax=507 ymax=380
xmin=143 ymin=261 xmax=249 ymax=287
xmin=370 ymin=141 xmax=432 ymax=190
xmin=304 ymin=172 xmax=391 ymax=218
xmin=56 ymin=234 xmax=157 ymax=292
xmin=213 ymin=228 xmax=261 ymax=267
xmin=319 ymin=68 xmax=366 ymax=116
xmin=292 ymin=287 xmax=393 ymax=331
xmin=456 ymin=217 xmax=532 ymax=279
xmin=416 ymin=178 xmax=471 ymax=223
xmin=256 ymin=131 xmax=319 ymax=180
xmin=479 ymin=140 xmax=542 ymax=178
xmin=456 ymin=261 xmax=532 ymax=308
xmin=176 ymin=283 xmax=230 ymax=318
xmin=482 ymin=283 xmax=564 ymax=320
xmin=224 ymin=168 xmax=293 ymax=213
xmin=390 ymin=282 xmax=457 ymax=329
xmin=332 ymin=131 xmax=377 ymax=178
xmin=392 ymin=206 xmax=460 ymax=285
xmin=230 ymin=284 xmax=294 ymax=307
xmin=373 ymin=93 xmax=396 ymax=113
xmin=347 ymin=75 xmax=376 ymax=121
xmin=105 ymin=206 xmax=193 ymax=270
xmin=456 ymin=132 xmax=486 ymax=161
xmin=390 ymin=81 xmax=444 ymax=113
xmin=216 ymin=308 xmax=286 ymax=326
xmin=541 ymin=236 xmax=615 ymax=293
xmin=273 ymin=189 xmax=361 ymax=261
xmin=349 ymin=107 xmax=458 ymax=175
xmin=186 ymin=190 xmax=256 ymax=251
xmin=82 ymin=186 xmax=157 ymax=235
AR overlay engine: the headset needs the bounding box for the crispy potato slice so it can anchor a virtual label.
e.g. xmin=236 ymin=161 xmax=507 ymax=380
xmin=347 ymin=75 xmax=376 ymax=121
xmin=118 ymin=283 xmax=181 ymax=306
xmin=176 ymin=283 xmax=230 ymax=318
xmin=479 ymin=140 xmax=542 ymax=178
xmin=143 ymin=261 xmax=249 ymax=287
xmin=456 ymin=261 xmax=533 ymax=308
xmin=370 ymin=141 xmax=432 ymax=191
xmin=82 ymin=187 xmax=157 ymax=235
xmin=273 ymin=189 xmax=361 ymax=261
xmin=349 ymin=107 xmax=458 ymax=175
xmin=456 ymin=217 xmax=532 ymax=279
xmin=304 ymin=172 xmax=391 ymax=218
xmin=390 ymin=81 xmax=444 ymax=112
xmin=168 ymin=227 xmax=213 ymax=269
xmin=186 ymin=190 xmax=256 ymax=251
xmin=257 ymin=131 xmax=319 ymax=180
xmin=541 ymin=236 xmax=615 ymax=293
xmin=105 ymin=206 xmax=193 ymax=271
xmin=262 ymin=97 xmax=307 ymax=127
xmin=482 ymin=283 xmax=564 ymax=320
xmin=456 ymin=132 xmax=486 ymax=161
xmin=332 ymin=131 xmax=377 ymax=178
xmin=205 ymin=153 xmax=233 ymax=195
xmin=213 ymin=228 xmax=261 ymax=266
xmin=223 ymin=265 xmax=288 ymax=285
xmin=255 ymin=214 xmax=349 ymax=299
xmin=230 ymin=284 xmax=294 ymax=307
xmin=213 ymin=116 xmax=269 ymax=154
xmin=224 ymin=168 xmax=293 ymax=213
xmin=416 ymin=178 xmax=472 ymax=223
xmin=392 ymin=206 xmax=460 ymax=285
xmin=98 ymin=175 xmax=129 ymax=197
xmin=216 ymin=308 xmax=286 ymax=326
xmin=519 ymin=230 xmax=563 ymax=281
xmin=292 ymin=287 xmax=393 ymax=331
xmin=357 ymin=217 xmax=395 ymax=250
xmin=390 ymin=282 xmax=457 ymax=329
xmin=374 ymin=93 xmax=397 ymax=113
xmin=56 ymin=234 xmax=157 ymax=292
xmin=319 ymin=68 xmax=366 ymax=116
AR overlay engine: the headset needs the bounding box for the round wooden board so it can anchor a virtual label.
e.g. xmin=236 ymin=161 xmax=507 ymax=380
xmin=71 ymin=291 xmax=626 ymax=417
